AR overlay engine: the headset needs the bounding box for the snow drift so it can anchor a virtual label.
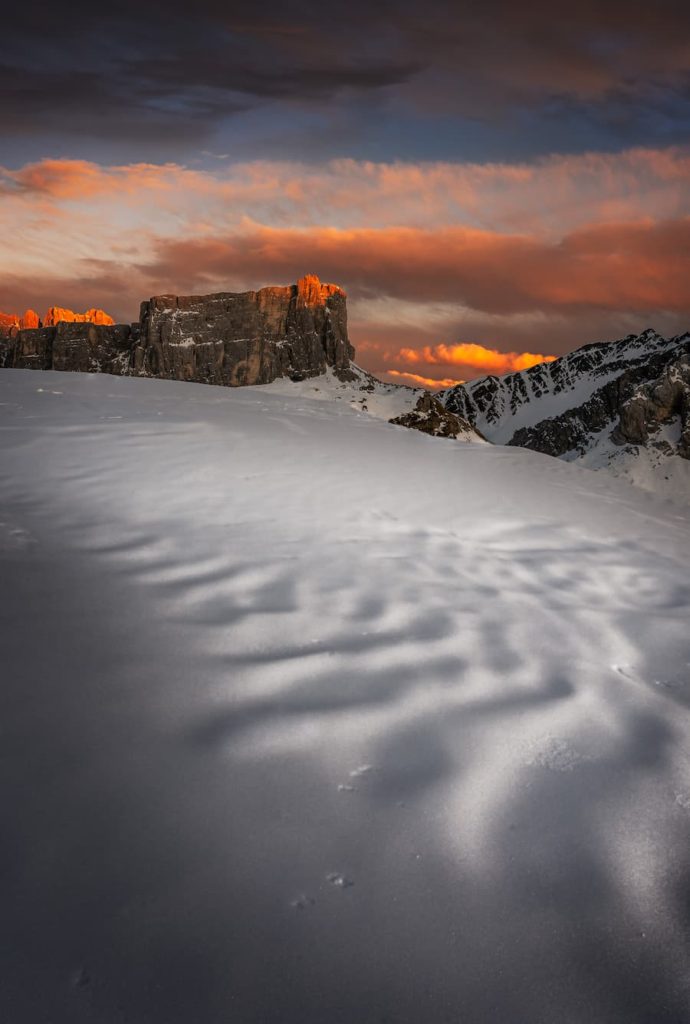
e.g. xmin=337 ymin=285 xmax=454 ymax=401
xmin=1 ymin=369 xmax=689 ymax=1023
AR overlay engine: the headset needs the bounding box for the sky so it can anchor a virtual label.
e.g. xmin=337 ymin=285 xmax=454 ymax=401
xmin=1 ymin=0 xmax=689 ymax=386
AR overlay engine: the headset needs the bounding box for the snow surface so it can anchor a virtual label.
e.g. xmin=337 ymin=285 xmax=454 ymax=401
xmin=2 ymin=368 xmax=690 ymax=1023
xmin=571 ymin=421 xmax=690 ymax=502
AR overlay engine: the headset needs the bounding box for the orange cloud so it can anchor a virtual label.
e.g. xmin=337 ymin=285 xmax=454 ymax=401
xmin=142 ymin=217 xmax=690 ymax=316
xmin=2 ymin=147 xmax=689 ymax=233
xmin=1 ymin=159 xmax=198 ymax=199
xmin=386 ymin=370 xmax=466 ymax=389
xmin=398 ymin=343 xmax=556 ymax=373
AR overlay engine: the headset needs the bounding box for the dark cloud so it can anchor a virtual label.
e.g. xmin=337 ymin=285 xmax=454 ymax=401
xmin=2 ymin=0 xmax=689 ymax=156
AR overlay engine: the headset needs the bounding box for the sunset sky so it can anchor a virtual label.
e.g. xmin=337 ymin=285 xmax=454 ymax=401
xmin=2 ymin=0 xmax=689 ymax=386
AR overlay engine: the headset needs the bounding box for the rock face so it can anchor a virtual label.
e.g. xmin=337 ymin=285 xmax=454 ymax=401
xmin=51 ymin=322 xmax=138 ymax=375
xmin=43 ymin=307 xmax=115 ymax=327
xmin=389 ymin=392 xmax=481 ymax=440
xmin=10 ymin=328 xmax=56 ymax=370
xmin=0 ymin=276 xmax=356 ymax=387
xmin=20 ymin=309 xmax=40 ymax=330
xmin=616 ymin=351 xmax=690 ymax=458
xmin=134 ymin=275 xmax=354 ymax=386
xmin=0 ymin=313 xmax=19 ymax=338
xmin=0 ymin=306 xmax=110 ymax=336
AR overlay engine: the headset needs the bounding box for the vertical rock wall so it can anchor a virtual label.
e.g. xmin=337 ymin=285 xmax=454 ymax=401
xmin=0 ymin=276 xmax=356 ymax=386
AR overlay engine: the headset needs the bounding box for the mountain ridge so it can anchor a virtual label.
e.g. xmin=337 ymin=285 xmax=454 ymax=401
xmin=439 ymin=328 xmax=690 ymax=498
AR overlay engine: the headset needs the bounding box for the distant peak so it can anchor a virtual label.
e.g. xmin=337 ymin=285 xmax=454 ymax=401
xmin=296 ymin=274 xmax=346 ymax=307
xmin=43 ymin=307 xmax=114 ymax=327
xmin=0 ymin=308 xmax=41 ymax=331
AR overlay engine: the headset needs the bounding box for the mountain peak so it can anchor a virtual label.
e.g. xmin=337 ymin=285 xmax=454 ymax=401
xmin=296 ymin=274 xmax=346 ymax=308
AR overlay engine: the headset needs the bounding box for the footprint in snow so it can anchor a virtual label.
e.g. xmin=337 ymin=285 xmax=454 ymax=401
xmin=349 ymin=764 xmax=377 ymax=778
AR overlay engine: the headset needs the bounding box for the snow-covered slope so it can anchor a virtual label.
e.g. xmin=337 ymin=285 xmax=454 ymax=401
xmin=2 ymin=369 xmax=690 ymax=1023
xmin=440 ymin=329 xmax=690 ymax=500
xmin=260 ymin=360 xmax=426 ymax=421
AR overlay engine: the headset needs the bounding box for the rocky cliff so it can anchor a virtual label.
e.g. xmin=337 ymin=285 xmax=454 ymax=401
xmin=134 ymin=275 xmax=354 ymax=385
xmin=0 ymin=309 xmax=41 ymax=336
xmin=0 ymin=276 xmax=356 ymax=386
xmin=0 ymin=307 xmax=112 ymax=335
xmin=615 ymin=350 xmax=690 ymax=458
xmin=43 ymin=307 xmax=114 ymax=327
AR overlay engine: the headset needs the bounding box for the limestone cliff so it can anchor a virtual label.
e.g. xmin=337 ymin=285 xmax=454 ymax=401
xmin=134 ymin=275 xmax=354 ymax=385
xmin=0 ymin=276 xmax=356 ymax=386
xmin=43 ymin=307 xmax=115 ymax=327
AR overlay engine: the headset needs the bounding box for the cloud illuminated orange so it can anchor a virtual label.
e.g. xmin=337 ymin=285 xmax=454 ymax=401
xmin=386 ymin=370 xmax=466 ymax=389
xmin=141 ymin=217 xmax=690 ymax=315
xmin=398 ymin=343 xmax=556 ymax=374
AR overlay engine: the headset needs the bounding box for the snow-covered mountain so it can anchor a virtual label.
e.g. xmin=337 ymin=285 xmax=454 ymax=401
xmin=2 ymin=368 xmax=690 ymax=1022
xmin=440 ymin=329 xmax=690 ymax=499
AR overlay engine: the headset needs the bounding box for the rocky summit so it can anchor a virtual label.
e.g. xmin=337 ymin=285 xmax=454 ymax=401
xmin=0 ymin=276 xmax=356 ymax=386
xmin=0 ymin=307 xmax=113 ymax=336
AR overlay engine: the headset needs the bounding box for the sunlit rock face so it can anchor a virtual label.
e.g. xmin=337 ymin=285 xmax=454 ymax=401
xmin=20 ymin=309 xmax=40 ymax=330
xmin=0 ymin=312 xmax=20 ymax=338
xmin=1 ymin=305 xmax=113 ymax=339
xmin=43 ymin=307 xmax=115 ymax=327
xmin=0 ymin=277 xmax=356 ymax=386
xmin=135 ymin=275 xmax=355 ymax=386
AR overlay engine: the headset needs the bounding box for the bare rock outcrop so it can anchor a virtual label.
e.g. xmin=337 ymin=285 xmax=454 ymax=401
xmin=615 ymin=351 xmax=690 ymax=458
xmin=51 ymin=322 xmax=138 ymax=375
xmin=0 ymin=276 xmax=356 ymax=387
xmin=389 ymin=392 xmax=481 ymax=440
xmin=134 ymin=275 xmax=354 ymax=386
xmin=0 ymin=312 xmax=20 ymax=339
xmin=20 ymin=309 xmax=40 ymax=330
xmin=43 ymin=307 xmax=115 ymax=327
xmin=11 ymin=328 xmax=56 ymax=370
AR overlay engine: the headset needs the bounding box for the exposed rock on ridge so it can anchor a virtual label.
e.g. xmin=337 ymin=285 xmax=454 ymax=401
xmin=0 ymin=309 xmax=41 ymax=336
xmin=0 ymin=307 xmax=113 ymax=336
xmin=0 ymin=276 xmax=356 ymax=387
xmin=134 ymin=274 xmax=354 ymax=386
xmin=389 ymin=392 xmax=480 ymax=441
xmin=615 ymin=350 xmax=690 ymax=458
xmin=43 ymin=307 xmax=114 ymax=327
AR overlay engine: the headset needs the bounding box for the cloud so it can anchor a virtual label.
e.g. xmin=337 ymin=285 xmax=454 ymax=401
xmin=2 ymin=0 xmax=690 ymax=155
xmin=386 ymin=370 xmax=466 ymax=389
xmin=398 ymin=344 xmax=557 ymax=374
xmin=4 ymin=147 xmax=689 ymax=233
xmin=142 ymin=217 xmax=690 ymax=315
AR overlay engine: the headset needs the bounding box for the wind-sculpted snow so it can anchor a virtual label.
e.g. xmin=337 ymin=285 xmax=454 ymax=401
xmin=1 ymin=370 xmax=689 ymax=1023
